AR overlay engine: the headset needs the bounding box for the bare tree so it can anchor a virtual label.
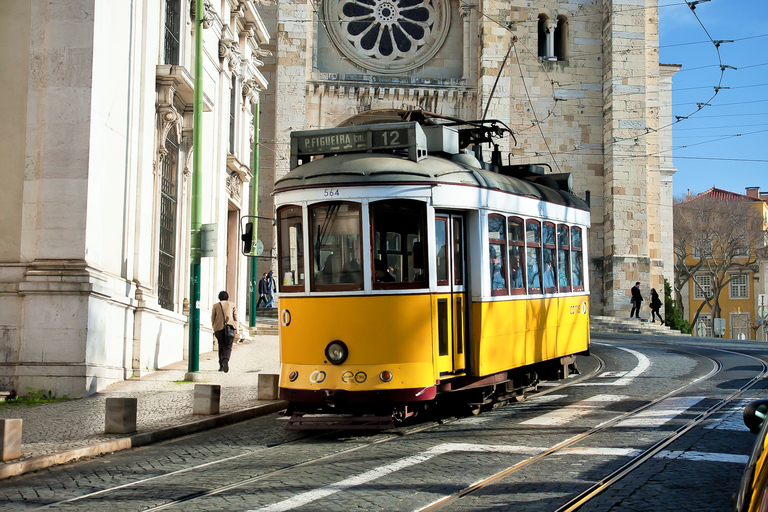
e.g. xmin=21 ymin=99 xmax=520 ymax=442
xmin=674 ymin=195 xmax=764 ymax=330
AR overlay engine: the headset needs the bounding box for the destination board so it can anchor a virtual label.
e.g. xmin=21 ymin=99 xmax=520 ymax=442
xmin=290 ymin=122 xmax=427 ymax=169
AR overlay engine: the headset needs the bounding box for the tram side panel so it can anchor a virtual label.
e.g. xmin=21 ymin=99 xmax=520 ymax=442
xmin=470 ymin=295 xmax=589 ymax=378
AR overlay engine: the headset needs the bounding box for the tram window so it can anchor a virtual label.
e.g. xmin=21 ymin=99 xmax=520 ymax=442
xmin=557 ymin=224 xmax=571 ymax=292
xmin=370 ymin=199 xmax=427 ymax=289
xmin=508 ymin=217 xmax=525 ymax=294
xmin=435 ymin=217 xmax=448 ymax=285
xmin=277 ymin=206 xmax=305 ymax=292
xmin=571 ymin=227 xmax=584 ymax=291
xmin=310 ymin=202 xmax=362 ymax=291
xmin=489 ymin=214 xmax=507 ymax=296
xmin=526 ymin=220 xmax=542 ymax=293
xmin=542 ymin=223 xmax=556 ymax=293
xmin=452 ymin=217 xmax=464 ymax=286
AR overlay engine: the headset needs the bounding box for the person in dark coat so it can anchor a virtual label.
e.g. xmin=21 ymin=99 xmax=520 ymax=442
xmin=630 ymin=281 xmax=643 ymax=319
xmin=256 ymin=273 xmax=269 ymax=308
xmin=211 ymin=290 xmax=237 ymax=372
xmin=264 ymin=270 xmax=277 ymax=308
xmin=650 ymin=288 xmax=664 ymax=324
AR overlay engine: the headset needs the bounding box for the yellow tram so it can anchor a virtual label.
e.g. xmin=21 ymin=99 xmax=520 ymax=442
xmin=271 ymin=114 xmax=590 ymax=428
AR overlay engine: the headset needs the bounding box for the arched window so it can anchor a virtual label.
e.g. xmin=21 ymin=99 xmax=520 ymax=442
xmin=489 ymin=214 xmax=507 ymax=296
xmin=555 ymin=15 xmax=568 ymax=60
xmin=526 ymin=220 xmax=542 ymax=294
xmin=508 ymin=217 xmax=526 ymax=294
xmin=537 ymin=14 xmax=549 ymax=59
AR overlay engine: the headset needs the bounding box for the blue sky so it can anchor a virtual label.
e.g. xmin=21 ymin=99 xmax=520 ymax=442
xmin=659 ymin=0 xmax=767 ymax=198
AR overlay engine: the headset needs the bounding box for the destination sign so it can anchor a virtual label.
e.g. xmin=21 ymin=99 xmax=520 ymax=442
xmin=298 ymin=132 xmax=367 ymax=154
xmin=290 ymin=122 xmax=427 ymax=169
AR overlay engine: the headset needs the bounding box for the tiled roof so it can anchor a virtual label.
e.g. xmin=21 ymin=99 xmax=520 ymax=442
xmin=686 ymin=186 xmax=763 ymax=203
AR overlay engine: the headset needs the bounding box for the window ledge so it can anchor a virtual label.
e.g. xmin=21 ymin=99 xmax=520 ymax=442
xmin=156 ymin=65 xmax=213 ymax=112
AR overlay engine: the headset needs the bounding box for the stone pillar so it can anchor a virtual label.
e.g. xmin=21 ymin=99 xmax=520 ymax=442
xmin=258 ymin=374 xmax=279 ymax=400
xmin=193 ymin=384 xmax=221 ymax=415
xmin=0 ymin=419 xmax=22 ymax=461
xmin=105 ymin=397 xmax=137 ymax=434
xmin=601 ymin=0 xmax=657 ymax=315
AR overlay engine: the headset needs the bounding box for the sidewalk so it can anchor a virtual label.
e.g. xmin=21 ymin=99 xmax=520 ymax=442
xmin=0 ymin=316 xmax=283 ymax=479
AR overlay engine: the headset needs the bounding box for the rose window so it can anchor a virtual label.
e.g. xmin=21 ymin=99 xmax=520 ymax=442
xmin=323 ymin=0 xmax=450 ymax=74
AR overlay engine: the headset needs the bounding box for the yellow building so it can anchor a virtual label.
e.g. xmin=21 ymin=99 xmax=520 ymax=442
xmin=678 ymin=187 xmax=768 ymax=339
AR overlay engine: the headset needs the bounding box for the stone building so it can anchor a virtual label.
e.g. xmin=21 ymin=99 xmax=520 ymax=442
xmin=255 ymin=0 xmax=677 ymax=316
xmin=0 ymin=0 xmax=269 ymax=397
xmin=0 ymin=0 xmax=674 ymax=397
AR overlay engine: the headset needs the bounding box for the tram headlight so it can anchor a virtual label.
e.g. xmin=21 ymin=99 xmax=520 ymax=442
xmin=379 ymin=371 xmax=393 ymax=382
xmin=288 ymin=371 xmax=298 ymax=382
xmin=325 ymin=340 xmax=348 ymax=365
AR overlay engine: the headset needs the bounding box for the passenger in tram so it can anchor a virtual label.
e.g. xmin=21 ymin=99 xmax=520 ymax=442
xmin=543 ymin=262 xmax=556 ymax=289
xmin=510 ymin=251 xmax=524 ymax=289
xmin=317 ymin=254 xmax=339 ymax=284
xmin=340 ymin=239 xmax=362 ymax=283
xmin=374 ymin=258 xmax=395 ymax=282
xmin=490 ymin=246 xmax=506 ymax=289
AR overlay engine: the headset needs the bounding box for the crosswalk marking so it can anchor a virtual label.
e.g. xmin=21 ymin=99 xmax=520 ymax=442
xmin=577 ymin=346 xmax=651 ymax=386
xmin=614 ymin=397 xmax=706 ymax=427
xmin=520 ymin=394 xmax=627 ymax=426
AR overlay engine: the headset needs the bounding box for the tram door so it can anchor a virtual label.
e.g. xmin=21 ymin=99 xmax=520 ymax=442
xmin=434 ymin=213 xmax=467 ymax=375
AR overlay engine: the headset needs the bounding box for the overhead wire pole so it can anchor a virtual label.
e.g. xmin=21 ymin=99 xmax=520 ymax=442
xmin=187 ymin=0 xmax=204 ymax=377
xmin=249 ymin=102 xmax=260 ymax=328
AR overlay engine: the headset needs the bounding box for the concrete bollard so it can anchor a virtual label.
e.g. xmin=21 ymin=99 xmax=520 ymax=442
xmin=193 ymin=384 xmax=221 ymax=415
xmin=258 ymin=374 xmax=279 ymax=400
xmin=105 ymin=397 xmax=137 ymax=434
xmin=0 ymin=419 xmax=22 ymax=461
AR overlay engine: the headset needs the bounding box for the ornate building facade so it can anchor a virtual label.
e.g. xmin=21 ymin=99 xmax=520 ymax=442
xmin=0 ymin=0 xmax=269 ymax=397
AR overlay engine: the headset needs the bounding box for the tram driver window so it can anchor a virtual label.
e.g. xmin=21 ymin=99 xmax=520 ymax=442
xmin=310 ymin=203 xmax=362 ymax=290
xmin=571 ymin=227 xmax=584 ymax=290
xmin=277 ymin=205 xmax=305 ymax=292
xmin=370 ymin=199 xmax=426 ymax=289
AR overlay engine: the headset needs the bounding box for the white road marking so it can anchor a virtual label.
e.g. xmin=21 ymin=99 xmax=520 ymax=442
xmin=706 ymin=400 xmax=752 ymax=431
xmin=614 ymin=397 xmax=706 ymax=427
xmin=656 ymin=450 xmax=749 ymax=464
xmin=520 ymin=394 xmax=627 ymax=426
xmin=577 ymin=346 xmax=651 ymax=386
xmin=251 ymin=442 xmax=750 ymax=511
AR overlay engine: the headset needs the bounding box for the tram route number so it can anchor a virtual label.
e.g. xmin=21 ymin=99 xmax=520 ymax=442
xmin=323 ymin=188 xmax=340 ymax=197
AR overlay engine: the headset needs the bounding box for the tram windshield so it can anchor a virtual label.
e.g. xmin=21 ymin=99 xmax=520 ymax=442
xmin=310 ymin=203 xmax=362 ymax=290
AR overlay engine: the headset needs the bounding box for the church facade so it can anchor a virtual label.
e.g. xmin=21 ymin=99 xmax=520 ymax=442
xmin=256 ymin=0 xmax=676 ymax=318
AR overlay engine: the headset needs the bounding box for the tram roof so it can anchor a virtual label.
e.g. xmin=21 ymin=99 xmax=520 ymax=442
xmin=274 ymin=153 xmax=589 ymax=211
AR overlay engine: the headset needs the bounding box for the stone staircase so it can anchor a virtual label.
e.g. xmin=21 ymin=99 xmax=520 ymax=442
xmin=249 ymin=307 xmax=279 ymax=336
xmin=590 ymin=315 xmax=689 ymax=336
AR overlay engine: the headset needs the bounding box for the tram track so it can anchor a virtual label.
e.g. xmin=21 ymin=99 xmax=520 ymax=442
xmin=31 ymin=344 xmax=753 ymax=512
xmin=420 ymin=345 xmax=768 ymax=512
xmin=30 ymin=354 xmax=607 ymax=511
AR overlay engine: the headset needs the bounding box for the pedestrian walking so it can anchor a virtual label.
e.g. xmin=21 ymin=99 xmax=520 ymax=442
xmin=211 ymin=291 xmax=237 ymax=372
xmin=265 ymin=270 xmax=277 ymax=308
xmin=256 ymin=272 xmax=269 ymax=308
xmin=650 ymin=288 xmax=664 ymax=324
xmin=630 ymin=281 xmax=643 ymax=319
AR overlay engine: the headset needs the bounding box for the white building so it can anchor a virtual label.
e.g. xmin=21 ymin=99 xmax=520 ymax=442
xmin=0 ymin=0 xmax=269 ymax=397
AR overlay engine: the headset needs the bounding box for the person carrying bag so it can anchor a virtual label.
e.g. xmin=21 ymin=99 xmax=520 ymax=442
xmin=211 ymin=290 xmax=238 ymax=372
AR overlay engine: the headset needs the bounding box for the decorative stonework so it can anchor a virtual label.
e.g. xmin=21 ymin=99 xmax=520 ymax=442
xmin=226 ymin=169 xmax=242 ymax=202
xmin=190 ymin=0 xmax=215 ymax=29
xmin=322 ymin=0 xmax=450 ymax=74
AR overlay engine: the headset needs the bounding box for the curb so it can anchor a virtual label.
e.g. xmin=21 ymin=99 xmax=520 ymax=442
xmin=0 ymin=400 xmax=288 ymax=480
